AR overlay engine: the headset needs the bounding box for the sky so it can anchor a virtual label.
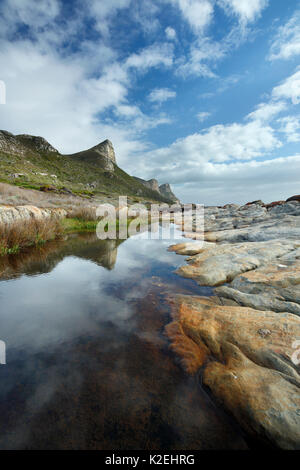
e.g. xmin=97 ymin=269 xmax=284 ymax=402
xmin=0 ymin=0 xmax=300 ymax=205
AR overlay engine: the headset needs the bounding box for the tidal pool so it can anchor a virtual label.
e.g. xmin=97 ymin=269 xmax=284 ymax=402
xmin=0 ymin=229 xmax=248 ymax=449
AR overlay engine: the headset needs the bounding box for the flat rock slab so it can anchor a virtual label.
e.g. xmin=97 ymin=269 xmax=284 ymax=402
xmin=176 ymin=240 xmax=298 ymax=286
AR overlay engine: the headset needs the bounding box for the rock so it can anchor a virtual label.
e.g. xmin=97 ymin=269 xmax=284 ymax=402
xmin=215 ymin=261 xmax=300 ymax=316
xmin=159 ymin=183 xmax=180 ymax=203
xmin=204 ymin=214 xmax=300 ymax=243
xmin=134 ymin=177 xmax=160 ymax=193
xmin=168 ymin=241 xmax=215 ymax=256
xmin=67 ymin=139 xmax=116 ymax=171
xmin=133 ymin=177 xmax=180 ymax=203
xmin=0 ymin=205 xmax=67 ymax=224
xmin=265 ymin=200 xmax=285 ymax=209
xmin=93 ymin=139 xmax=116 ymax=163
xmin=287 ymin=195 xmax=300 ymax=203
xmin=17 ymin=134 xmax=58 ymax=153
xmin=166 ymin=295 xmax=300 ymax=449
xmin=176 ymin=240 xmax=297 ymax=286
xmin=0 ymin=130 xmax=59 ymax=156
xmin=168 ymin=197 xmax=300 ymax=448
xmin=11 ymin=173 xmax=25 ymax=179
xmin=245 ymin=200 xmax=265 ymax=206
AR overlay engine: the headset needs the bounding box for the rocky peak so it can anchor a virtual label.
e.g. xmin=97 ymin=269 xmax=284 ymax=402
xmin=146 ymin=179 xmax=160 ymax=192
xmin=91 ymin=139 xmax=116 ymax=164
xmin=159 ymin=183 xmax=180 ymax=203
xmin=66 ymin=139 xmax=117 ymax=172
xmin=0 ymin=130 xmax=58 ymax=156
xmin=17 ymin=134 xmax=58 ymax=154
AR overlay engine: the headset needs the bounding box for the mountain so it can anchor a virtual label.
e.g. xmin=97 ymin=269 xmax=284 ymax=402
xmin=66 ymin=139 xmax=116 ymax=172
xmin=159 ymin=183 xmax=180 ymax=204
xmin=0 ymin=130 xmax=175 ymax=203
xmin=133 ymin=177 xmax=180 ymax=204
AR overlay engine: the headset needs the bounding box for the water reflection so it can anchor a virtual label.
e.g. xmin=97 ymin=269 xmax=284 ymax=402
xmin=0 ymin=230 xmax=248 ymax=450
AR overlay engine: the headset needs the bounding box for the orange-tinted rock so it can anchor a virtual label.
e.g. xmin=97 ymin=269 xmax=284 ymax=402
xmin=166 ymin=295 xmax=300 ymax=449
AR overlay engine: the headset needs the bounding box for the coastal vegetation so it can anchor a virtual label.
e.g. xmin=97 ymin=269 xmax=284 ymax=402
xmin=0 ymin=217 xmax=63 ymax=256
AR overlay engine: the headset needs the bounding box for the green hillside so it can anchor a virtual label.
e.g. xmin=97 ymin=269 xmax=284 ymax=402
xmin=0 ymin=132 xmax=173 ymax=204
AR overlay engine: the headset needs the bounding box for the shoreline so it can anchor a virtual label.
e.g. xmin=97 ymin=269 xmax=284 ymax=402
xmin=166 ymin=200 xmax=300 ymax=449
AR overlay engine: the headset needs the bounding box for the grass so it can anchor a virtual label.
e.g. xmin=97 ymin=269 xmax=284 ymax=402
xmin=62 ymin=218 xmax=98 ymax=233
xmin=0 ymin=217 xmax=63 ymax=256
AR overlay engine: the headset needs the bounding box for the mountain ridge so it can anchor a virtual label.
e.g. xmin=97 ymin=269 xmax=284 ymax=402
xmin=0 ymin=130 xmax=179 ymax=204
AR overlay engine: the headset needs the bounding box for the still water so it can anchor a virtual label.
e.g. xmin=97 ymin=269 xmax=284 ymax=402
xmin=0 ymin=229 xmax=248 ymax=450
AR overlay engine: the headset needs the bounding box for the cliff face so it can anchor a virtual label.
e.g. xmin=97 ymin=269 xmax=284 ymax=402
xmin=159 ymin=183 xmax=180 ymax=204
xmin=133 ymin=177 xmax=160 ymax=193
xmin=66 ymin=139 xmax=116 ymax=171
xmin=134 ymin=177 xmax=180 ymax=203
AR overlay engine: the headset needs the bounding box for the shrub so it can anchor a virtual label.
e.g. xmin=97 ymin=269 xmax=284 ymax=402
xmin=66 ymin=206 xmax=97 ymax=221
xmin=0 ymin=217 xmax=63 ymax=256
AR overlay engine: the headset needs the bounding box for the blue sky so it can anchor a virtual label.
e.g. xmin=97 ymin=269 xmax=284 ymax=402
xmin=0 ymin=0 xmax=300 ymax=204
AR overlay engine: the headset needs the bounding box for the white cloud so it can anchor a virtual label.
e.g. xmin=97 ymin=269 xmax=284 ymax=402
xmin=269 ymin=10 xmax=300 ymax=61
xmin=165 ymin=26 xmax=177 ymax=40
xmin=272 ymin=69 xmax=300 ymax=105
xmin=177 ymin=37 xmax=226 ymax=77
xmin=88 ymin=0 xmax=131 ymax=35
xmin=0 ymin=18 xmax=174 ymax=162
xmin=173 ymin=154 xmax=300 ymax=205
xmin=0 ymin=0 xmax=60 ymax=30
xmin=148 ymin=88 xmax=176 ymax=104
xmin=197 ymin=112 xmax=211 ymax=122
xmin=218 ymin=0 xmax=269 ymax=24
xmin=125 ymin=43 xmax=174 ymax=70
xmin=134 ymin=119 xmax=281 ymax=184
xmin=278 ymin=115 xmax=300 ymax=142
xmin=167 ymin=0 xmax=214 ymax=32
xmin=247 ymin=101 xmax=287 ymax=122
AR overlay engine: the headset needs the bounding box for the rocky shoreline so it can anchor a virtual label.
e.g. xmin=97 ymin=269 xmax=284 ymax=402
xmin=167 ymin=199 xmax=300 ymax=449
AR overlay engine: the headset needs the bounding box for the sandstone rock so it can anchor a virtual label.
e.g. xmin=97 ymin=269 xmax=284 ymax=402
xmin=166 ymin=295 xmax=300 ymax=449
xmin=168 ymin=241 xmax=215 ymax=256
xmin=0 ymin=205 xmax=67 ymax=225
xmin=176 ymin=240 xmax=297 ymax=286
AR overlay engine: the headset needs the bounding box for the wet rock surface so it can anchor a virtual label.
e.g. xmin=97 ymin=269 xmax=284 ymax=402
xmin=168 ymin=200 xmax=300 ymax=449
